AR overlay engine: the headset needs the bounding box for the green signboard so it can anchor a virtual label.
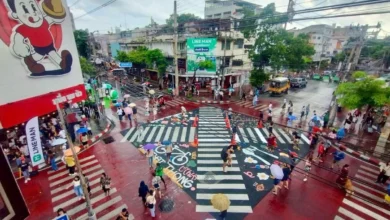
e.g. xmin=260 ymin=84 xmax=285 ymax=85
xmin=186 ymin=38 xmax=217 ymax=74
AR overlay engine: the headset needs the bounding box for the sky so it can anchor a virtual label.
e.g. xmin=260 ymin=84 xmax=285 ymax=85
xmin=68 ymin=0 xmax=390 ymax=38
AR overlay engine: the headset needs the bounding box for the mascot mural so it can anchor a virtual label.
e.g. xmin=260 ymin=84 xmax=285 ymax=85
xmin=1 ymin=0 xmax=72 ymax=77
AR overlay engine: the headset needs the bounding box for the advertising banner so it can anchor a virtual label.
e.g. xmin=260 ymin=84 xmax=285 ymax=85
xmin=186 ymin=38 xmax=217 ymax=74
xmin=25 ymin=117 xmax=44 ymax=166
xmin=0 ymin=0 xmax=87 ymax=128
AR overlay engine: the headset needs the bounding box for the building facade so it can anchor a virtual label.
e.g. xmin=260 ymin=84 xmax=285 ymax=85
xmin=205 ymin=0 xmax=262 ymax=19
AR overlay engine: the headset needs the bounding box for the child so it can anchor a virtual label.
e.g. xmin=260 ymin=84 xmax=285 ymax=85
xmin=267 ymin=134 xmax=277 ymax=153
xmin=303 ymin=154 xmax=313 ymax=182
xmin=152 ymin=172 xmax=162 ymax=199
xmin=316 ymin=142 xmax=325 ymax=163
xmin=345 ymin=178 xmax=354 ymax=197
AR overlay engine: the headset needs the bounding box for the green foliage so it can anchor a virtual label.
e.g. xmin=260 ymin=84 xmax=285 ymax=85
xmin=80 ymin=57 xmax=96 ymax=76
xmin=333 ymin=52 xmax=346 ymax=63
xmin=335 ymin=71 xmax=390 ymax=109
xmin=74 ymin=29 xmax=90 ymax=58
xmin=320 ymin=61 xmax=329 ymax=70
xmin=249 ymin=69 xmax=269 ymax=87
xmin=166 ymin=13 xmax=200 ymax=27
xmin=352 ymin=71 xmax=367 ymax=79
xmin=115 ymin=51 xmax=131 ymax=62
xmin=198 ymin=60 xmax=214 ymax=69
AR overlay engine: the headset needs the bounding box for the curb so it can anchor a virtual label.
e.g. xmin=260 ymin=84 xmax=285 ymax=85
xmin=338 ymin=145 xmax=381 ymax=166
xmin=196 ymin=100 xmax=231 ymax=104
xmin=88 ymin=123 xmax=111 ymax=144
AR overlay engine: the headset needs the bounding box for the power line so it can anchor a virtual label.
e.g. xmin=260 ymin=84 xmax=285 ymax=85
xmin=74 ymin=0 xmax=117 ymax=20
xmin=68 ymin=0 xmax=82 ymax=8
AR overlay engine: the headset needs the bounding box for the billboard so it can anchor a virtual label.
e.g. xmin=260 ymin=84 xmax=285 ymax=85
xmin=0 ymin=0 xmax=87 ymax=128
xmin=186 ymin=38 xmax=217 ymax=74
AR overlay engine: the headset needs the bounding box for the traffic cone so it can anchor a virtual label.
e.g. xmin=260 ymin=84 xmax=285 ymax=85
xmin=192 ymin=115 xmax=198 ymax=127
xmin=230 ymin=135 xmax=237 ymax=145
xmin=225 ymin=115 xmax=231 ymax=129
xmin=190 ymin=134 xmax=198 ymax=147
xmin=257 ymin=120 xmax=263 ymax=128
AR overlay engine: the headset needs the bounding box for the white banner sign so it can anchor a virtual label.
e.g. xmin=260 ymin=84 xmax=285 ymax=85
xmin=26 ymin=117 xmax=44 ymax=166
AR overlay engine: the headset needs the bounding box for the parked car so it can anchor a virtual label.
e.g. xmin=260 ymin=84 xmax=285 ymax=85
xmin=290 ymin=78 xmax=307 ymax=88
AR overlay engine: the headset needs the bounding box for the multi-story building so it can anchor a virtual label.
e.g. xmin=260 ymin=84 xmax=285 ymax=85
xmin=205 ymin=0 xmax=262 ymax=19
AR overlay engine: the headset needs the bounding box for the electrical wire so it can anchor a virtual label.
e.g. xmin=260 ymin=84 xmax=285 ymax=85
xmin=74 ymin=0 xmax=117 ymax=20
xmin=68 ymin=0 xmax=82 ymax=8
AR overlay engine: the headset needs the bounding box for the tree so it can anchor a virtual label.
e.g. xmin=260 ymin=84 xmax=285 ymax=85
xmin=115 ymin=51 xmax=131 ymax=62
xmin=80 ymin=57 xmax=96 ymax=76
xmin=249 ymin=69 xmax=269 ymax=88
xmin=333 ymin=51 xmax=346 ymax=64
xmin=166 ymin=13 xmax=200 ymax=27
xmin=285 ymin=33 xmax=315 ymax=72
xmin=74 ymin=30 xmax=90 ymax=58
xmin=335 ymin=71 xmax=390 ymax=109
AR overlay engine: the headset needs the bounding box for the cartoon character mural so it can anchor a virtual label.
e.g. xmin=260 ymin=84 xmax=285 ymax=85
xmin=3 ymin=0 xmax=72 ymax=77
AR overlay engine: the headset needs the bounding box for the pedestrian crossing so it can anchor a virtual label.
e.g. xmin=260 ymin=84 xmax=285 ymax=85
xmin=120 ymin=124 xmax=197 ymax=143
xmin=334 ymin=163 xmax=390 ymax=220
xmin=47 ymin=155 xmax=131 ymax=220
xmin=231 ymin=100 xmax=269 ymax=111
xmin=195 ymin=107 xmax=253 ymax=215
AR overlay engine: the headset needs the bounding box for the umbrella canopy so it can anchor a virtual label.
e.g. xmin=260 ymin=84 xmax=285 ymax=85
xmin=270 ymin=164 xmax=284 ymax=179
xmin=102 ymin=83 xmax=112 ymax=89
xmin=110 ymin=90 xmax=118 ymax=100
xmin=123 ymin=94 xmax=130 ymax=98
xmin=84 ymin=83 xmax=92 ymax=90
xmin=143 ymin=143 xmax=156 ymax=150
xmin=76 ymin=127 xmax=88 ymax=134
xmin=64 ymin=146 xmax=81 ymax=157
xmin=278 ymin=155 xmax=292 ymax=165
xmin=287 ymin=115 xmax=297 ymax=121
xmin=129 ymin=103 xmax=136 ymax=107
xmin=149 ymin=90 xmax=155 ymax=95
xmin=162 ymin=140 xmax=171 ymax=145
xmin=143 ymin=97 xmax=150 ymax=101
xmin=51 ymin=138 xmax=67 ymax=146
xmin=157 ymin=95 xmax=163 ymax=99
xmin=211 ymin=194 xmax=230 ymax=211
xmin=114 ymin=102 xmax=122 ymax=107
xmin=124 ymin=107 xmax=133 ymax=115
xmin=143 ymin=82 xmax=150 ymax=85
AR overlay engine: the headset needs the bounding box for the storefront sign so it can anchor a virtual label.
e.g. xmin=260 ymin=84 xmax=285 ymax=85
xmin=26 ymin=117 xmax=44 ymax=166
xmin=186 ymin=38 xmax=217 ymax=74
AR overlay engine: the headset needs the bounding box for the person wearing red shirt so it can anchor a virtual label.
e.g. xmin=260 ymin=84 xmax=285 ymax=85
xmin=267 ymin=133 xmax=277 ymax=153
xmin=316 ymin=142 xmax=325 ymax=163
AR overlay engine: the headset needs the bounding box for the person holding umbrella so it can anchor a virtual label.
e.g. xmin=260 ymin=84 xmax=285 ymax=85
xmin=144 ymin=144 xmax=156 ymax=169
xmin=211 ymin=194 xmax=230 ymax=220
xmin=270 ymin=164 xmax=284 ymax=195
xmin=162 ymin=140 xmax=173 ymax=162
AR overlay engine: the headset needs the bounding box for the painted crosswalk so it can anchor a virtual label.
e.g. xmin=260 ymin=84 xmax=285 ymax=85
xmin=47 ymin=156 xmax=130 ymax=219
xmin=334 ymin=163 xmax=390 ymax=220
xmin=231 ymin=100 xmax=269 ymax=111
xmin=195 ymin=107 xmax=253 ymax=216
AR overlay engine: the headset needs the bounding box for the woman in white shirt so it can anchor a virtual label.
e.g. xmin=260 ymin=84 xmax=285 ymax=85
xmin=117 ymin=108 xmax=124 ymax=121
xmin=67 ymin=176 xmax=85 ymax=200
xmin=376 ymin=162 xmax=390 ymax=185
xmin=145 ymin=149 xmax=154 ymax=169
xmin=146 ymin=190 xmax=156 ymax=217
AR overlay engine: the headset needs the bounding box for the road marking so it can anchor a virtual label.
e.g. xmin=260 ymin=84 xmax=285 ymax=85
xmin=198 ymin=131 xmax=229 ymax=134
xmin=357 ymin=169 xmax=377 ymax=179
xmin=273 ymin=129 xmax=285 ymax=144
xmin=163 ymin=127 xmax=172 ymax=141
xmin=140 ymin=127 xmax=150 ymax=141
xmin=343 ymin=199 xmax=387 ymax=220
xmin=246 ymin=128 xmax=258 ymax=143
xmin=352 ymin=196 xmax=390 ymax=216
xmin=197 ymin=183 xmax=246 ymax=189
xmin=360 ymin=165 xmax=379 ymax=174
xmin=49 ymin=165 xmax=102 ymax=187
xmin=198 ymin=154 xmax=236 ymax=158
xmin=300 ymin=133 xmax=310 ymax=144
xmin=337 ymin=207 xmax=364 ymax=220
xmin=198 ymin=134 xmax=230 ymax=138
xmin=120 ymin=127 xmax=135 ymax=142
xmin=48 ymin=155 xmax=95 ymax=174
xmin=198 ymin=138 xmax=231 ymax=142
xmin=262 ymin=128 xmax=269 ymax=137
xmin=76 ymin=196 xmax=123 ymax=220
xmin=129 ymin=128 xmax=139 ymax=142
xmin=353 ymin=186 xmax=384 ymax=203
xmin=277 ymin=129 xmax=292 ymax=144
xmin=196 ymin=205 xmax=252 ymax=213
xmin=196 ymin=194 xmax=249 ymax=200
xmin=171 ymin=127 xmax=180 ymax=142
xmin=51 ymin=178 xmax=101 ymax=201
xmin=198 ymin=143 xmax=230 ymax=147
xmin=198 ymin=148 xmax=223 ymax=152
xmin=353 ymin=181 xmax=385 ymax=196
xmin=48 ymin=159 xmax=99 ymax=181
xmin=354 ymin=174 xmax=375 ymax=183
xmin=197 ymin=160 xmax=238 ymax=164
xmin=197 ymin=175 xmax=242 ymax=180
xmin=239 ymin=128 xmax=249 ymax=142
xmin=199 ymin=121 xmax=225 ymax=124
xmin=197 ymin=167 xmax=241 ymax=172
xmin=146 ymin=127 xmax=157 ymax=142
xmin=99 ymin=204 xmax=131 ymax=220
xmin=198 ymin=127 xmax=227 ymax=130
xmin=254 ymin=128 xmax=266 ymax=143
xmin=334 ymin=215 xmax=345 ymax=220
xmin=155 ymin=126 xmax=165 ymax=142
xmin=189 ymin=127 xmax=196 ymax=142
xmin=181 ymin=127 xmax=187 ymax=142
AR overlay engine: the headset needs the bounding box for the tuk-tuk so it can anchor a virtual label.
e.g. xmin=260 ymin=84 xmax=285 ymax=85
xmin=268 ymin=77 xmax=290 ymax=95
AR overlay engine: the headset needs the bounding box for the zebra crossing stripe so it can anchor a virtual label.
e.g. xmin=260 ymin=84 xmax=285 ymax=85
xmin=337 ymin=207 xmax=364 ymax=220
xmin=76 ymin=196 xmax=123 ymax=220
xmin=254 ymin=105 xmax=267 ymax=110
xmin=48 ymin=155 xmax=96 ymax=174
xmin=197 ymin=183 xmax=245 ymax=189
xmin=246 ymin=128 xmax=258 ymax=143
xmin=140 ymin=127 xmax=150 ymax=141
xmin=239 ymin=127 xmax=249 ymax=142
xmin=171 ymin=127 xmax=180 ymax=142
xmin=197 ymin=160 xmax=238 ymax=164
xmin=154 ymin=127 xmax=165 ymax=142
xmin=146 ymin=127 xmax=158 ymax=142
xmin=254 ymin=128 xmax=266 ymax=143
xmin=198 ymin=138 xmax=230 ymax=142
xmin=164 ymin=127 xmax=172 ymax=141
xmin=198 ymin=154 xmax=236 ymax=158
xmin=198 ymin=134 xmax=230 ymax=138
xmin=51 ymin=178 xmax=101 ymax=202
xmin=49 ymin=166 xmax=102 ymax=188
xmin=197 ymin=175 xmax=243 ymax=180
xmin=272 ymin=129 xmax=285 ymax=144
xmin=48 ymin=159 xmax=99 ymax=181
xmin=300 ymin=133 xmax=310 ymax=144
xmin=198 ymin=148 xmax=223 ymax=152
xmin=198 ymin=143 xmax=229 ymax=146
xmin=181 ymin=127 xmax=188 ymax=142
xmin=129 ymin=129 xmax=139 ymax=142
xmin=189 ymin=127 xmax=196 ymax=142
xmin=277 ymin=129 xmax=292 ymax=144
xmin=120 ymin=127 xmax=135 ymax=142
xmin=99 ymin=205 xmax=130 ymax=220
xmin=196 ymin=205 xmax=253 ymax=213
xmin=197 ymin=167 xmax=241 ymax=172
xmin=196 ymin=193 xmax=249 ymax=200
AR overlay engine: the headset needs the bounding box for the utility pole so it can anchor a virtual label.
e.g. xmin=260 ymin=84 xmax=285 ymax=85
xmin=55 ymin=94 xmax=96 ymax=220
xmin=221 ymin=29 xmax=227 ymax=88
xmin=285 ymin=0 xmax=295 ymax=30
xmin=173 ymin=0 xmax=179 ymax=97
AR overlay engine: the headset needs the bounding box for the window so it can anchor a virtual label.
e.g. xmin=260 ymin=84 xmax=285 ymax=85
xmin=214 ymin=13 xmax=221 ymax=17
xmin=232 ymin=59 xmax=243 ymax=66
xmin=317 ymin=36 xmax=321 ymax=39
xmin=223 ymin=57 xmax=230 ymax=66
xmin=234 ymin=39 xmax=244 ymax=49
xmin=223 ymin=11 xmax=231 ymax=15
xmin=206 ymin=15 xmax=212 ymax=18
xmin=178 ymin=42 xmax=185 ymax=50
xmin=221 ymin=40 xmax=231 ymax=50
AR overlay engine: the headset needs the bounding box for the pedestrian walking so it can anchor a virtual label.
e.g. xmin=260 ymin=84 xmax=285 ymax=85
xmin=67 ymin=176 xmax=84 ymax=201
xmin=116 ymin=208 xmax=129 ymax=220
xmin=165 ymin=143 xmax=173 ymax=162
xmin=146 ymin=190 xmax=156 ymax=217
xmin=281 ymin=164 xmax=291 ymax=190
xmin=155 ymin=163 xmax=166 ymax=188
xmin=300 ymin=106 xmax=305 ymax=120
xmin=241 ymin=92 xmax=246 ymax=101
xmin=80 ymin=133 xmax=89 ymax=147
xmin=308 ymin=120 xmax=315 ymax=133
xmin=281 ymin=99 xmax=287 ymax=115
xmin=272 ymin=175 xmax=282 ymax=195
xmin=221 ymin=145 xmax=234 ymax=173
xmin=384 ymin=184 xmax=390 ymax=205
xmin=303 ymin=154 xmax=313 ymax=182
xmin=83 ymin=174 xmax=91 ymax=197
xmin=132 ymin=106 xmax=138 ymax=124
xmin=152 ymin=172 xmax=163 ymax=198
xmin=268 ymin=102 xmax=273 ymax=114
xmin=267 ymin=133 xmax=277 ymax=153
xmin=376 ymin=162 xmax=390 ymax=185
xmin=316 ymin=142 xmax=325 ymax=163
xmin=48 ymin=150 xmax=58 ymax=171
xmin=145 ymin=149 xmax=154 ymax=169
xmin=117 ymin=107 xmax=124 ymax=121
xmin=323 ymin=111 xmax=330 ymax=128
xmin=253 ymin=95 xmax=258 ymax=107
xmin=305 ymin=104 xmax=310 ymax=118
xmin=65 ymin=155 xmax=76 ymax=176
xmin=19 ymin=159 xmax=31 ymax=183
xmin=137 ymin=125 xmax=144 ymax=142
xmin=153 ymin=105 xmax=157 ymax=120
xmin=309 ymin=133 xmax=319 ymax=150
xmin=336 ymin=164 xmax=349 ymax=186
xmin=268 ymin=122 xmax=273 ymax=134
xmin=138 ymin=181 xmax=149 ymax=206
xmin=331 ymin=148 xmax=345 ymax=170
xmin=259 ymin=111 xmax=264 ymax=122
xmin=56 ymin=208 xmax=70 ymax=219
xmin=100 ymin=173 xmax=111 ymax=196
